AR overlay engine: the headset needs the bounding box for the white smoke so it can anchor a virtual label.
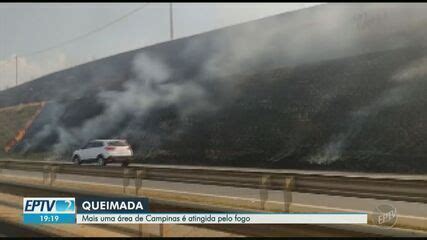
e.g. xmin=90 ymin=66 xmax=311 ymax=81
xmin=309 ymin=55 xmax=427 ymax=165
xmin=392 ymin=57 xmax=427 ymax=82
xmin=308 ymin=134 xmax=347 ymax=165
xmin=18 ymin=3 xmax=427 ymax=161
xmin=50 ymin=53 xmax=217 ymax=155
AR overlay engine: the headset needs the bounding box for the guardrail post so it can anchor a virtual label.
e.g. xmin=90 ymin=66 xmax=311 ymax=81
xmin=135 ymin=170 xmax=145 ymax=196
xmin=135 ymin=169 xmax=146 ymax=237
xmin=283 ymin=176 xmax=295 ymax=212
xmin=260 ymin=175 xmax=271 ymax=210
xmin=43 ymin=165 xmax=58 ymax=186
xmin=43 ymin=165 xmax=50 ymax=184
xmin=159 ymin=224 xmax=164 ymax=237
xmin=123 ymin=168 xmax=132 ymax=194
xmin=138 ymin=224 xmax=145 ymax=237
xmin=49 ymin=166 xmax=58 ymax=186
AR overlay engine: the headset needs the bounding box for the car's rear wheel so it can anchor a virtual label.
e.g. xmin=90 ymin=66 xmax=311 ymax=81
xmin=97 ymin=156 xmax=106 ymax=166
xmin=73 ymin=155 xmax=81 ymax=165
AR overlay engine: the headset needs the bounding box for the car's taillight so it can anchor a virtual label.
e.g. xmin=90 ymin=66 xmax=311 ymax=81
xmin=105 ymin=146 xmax=116 ymax=151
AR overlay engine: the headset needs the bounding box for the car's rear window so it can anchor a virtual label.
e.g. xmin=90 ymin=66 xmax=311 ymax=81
xmin=107 ymin=141 xmax=129 ymax=146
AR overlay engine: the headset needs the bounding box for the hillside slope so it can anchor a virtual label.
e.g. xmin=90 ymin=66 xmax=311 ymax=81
xmin=15 ymin=45 xmax=427 ymax=173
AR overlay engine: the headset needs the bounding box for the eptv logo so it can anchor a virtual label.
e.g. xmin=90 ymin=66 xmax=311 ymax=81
xmin=23 ymin=198 xmax=76 ymax=224
xmin=24 ymin=198 xmax=75 ymax=214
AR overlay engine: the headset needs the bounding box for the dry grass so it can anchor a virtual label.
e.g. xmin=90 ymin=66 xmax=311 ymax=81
xmin=0 ymin=103 xmax=43 ymax=154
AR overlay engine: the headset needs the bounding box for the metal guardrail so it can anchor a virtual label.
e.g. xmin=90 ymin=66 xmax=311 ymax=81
xmin=0 ymin=159 xmax=426 ymax=203
xmin=2 ymin=176 xmax=417 ymax=237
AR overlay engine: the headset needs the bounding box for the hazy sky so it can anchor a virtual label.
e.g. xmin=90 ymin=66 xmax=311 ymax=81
xmin=0 ymin=3 xmax=324 ymax=90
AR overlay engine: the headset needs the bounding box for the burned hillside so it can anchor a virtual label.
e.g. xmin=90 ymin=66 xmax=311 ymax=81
xmin=13 ymin=45 xmax=427 ymax=173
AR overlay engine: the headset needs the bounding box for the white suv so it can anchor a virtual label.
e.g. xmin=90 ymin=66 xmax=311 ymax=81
xmin=72 ymin=139 xmax=133 ymax=167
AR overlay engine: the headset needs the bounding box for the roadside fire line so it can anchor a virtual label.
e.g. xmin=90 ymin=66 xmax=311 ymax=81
xmin=4 ymin=102 xmax=46 ymax=153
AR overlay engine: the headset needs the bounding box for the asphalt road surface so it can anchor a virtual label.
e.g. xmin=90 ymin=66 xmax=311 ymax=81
xmin=0 ymin=219 xmax=51 ymax=237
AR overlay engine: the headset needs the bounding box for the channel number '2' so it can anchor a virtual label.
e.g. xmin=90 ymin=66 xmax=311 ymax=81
xmin=56 ymin=200 xmax=74 ymax=212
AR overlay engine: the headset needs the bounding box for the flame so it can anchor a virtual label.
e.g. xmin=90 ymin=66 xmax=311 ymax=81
xmin=3 ymin=102 xmax=46 ymax=153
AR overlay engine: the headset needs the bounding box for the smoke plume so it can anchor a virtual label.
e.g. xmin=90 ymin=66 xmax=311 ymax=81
xmin=308 ymin=55 xmax=427 ymax=165
xmin=12 ymin=3 xmax=427 ymax=166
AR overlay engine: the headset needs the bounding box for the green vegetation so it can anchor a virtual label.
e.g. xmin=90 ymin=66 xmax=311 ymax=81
xmin=0 ymin=151 xmax=59 ymax=161
xmin=0 ymin=103 xmax=42 ymax=154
